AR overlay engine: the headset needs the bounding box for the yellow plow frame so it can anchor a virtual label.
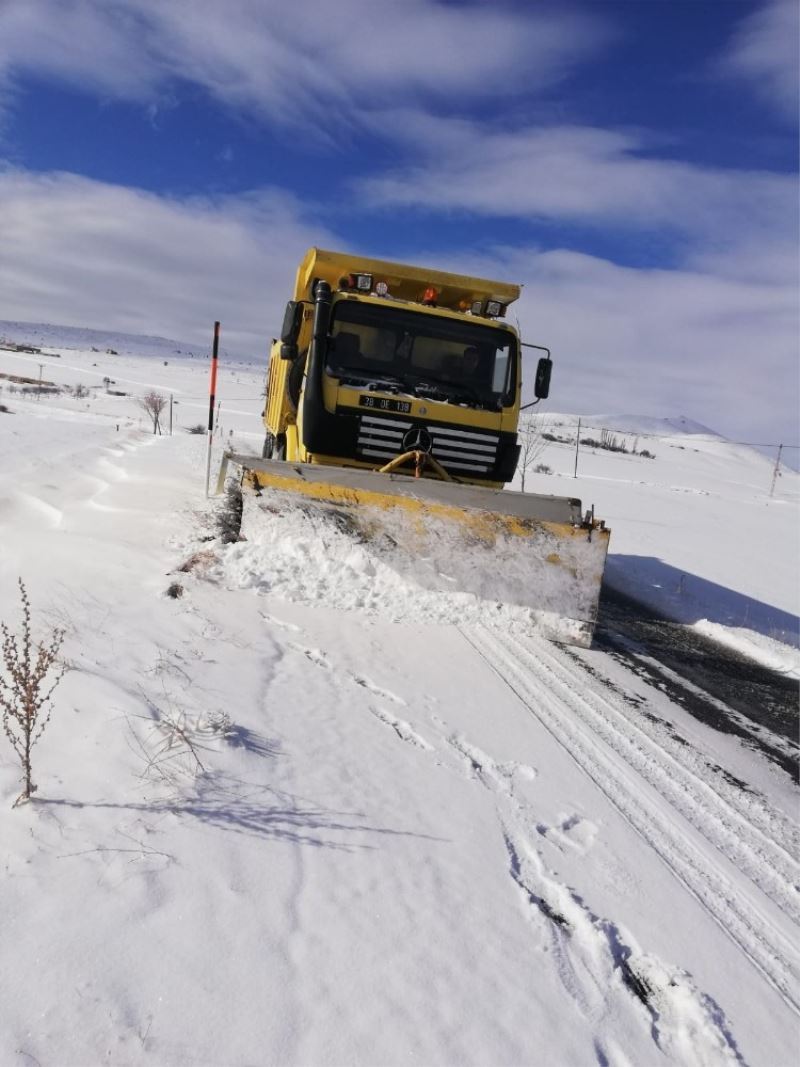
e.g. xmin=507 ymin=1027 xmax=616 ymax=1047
xmin=217 ymin=451 xmax=610 ymax=647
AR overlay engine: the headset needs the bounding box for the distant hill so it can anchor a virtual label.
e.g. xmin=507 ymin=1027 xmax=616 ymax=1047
xmin=533 ymin=411 xmax=723 ymax=441
xmin=0 ymin=320 xmax=207 ymax=361
xmin=582 ymin=414 xmax=722 ymax=438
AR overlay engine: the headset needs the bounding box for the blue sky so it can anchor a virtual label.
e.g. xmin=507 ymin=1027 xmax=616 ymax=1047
xmin=0 ymin=0 xmax=797 ymax=451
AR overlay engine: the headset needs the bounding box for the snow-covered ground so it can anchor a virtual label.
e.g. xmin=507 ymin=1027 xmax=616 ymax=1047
xmin=0 ymin=332 xmax=798 ymax=1066
xmin=514 ymin=412 xmax=800 ymax=663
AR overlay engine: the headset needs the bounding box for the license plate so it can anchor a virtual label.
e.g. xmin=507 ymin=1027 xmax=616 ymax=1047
xmin=359 ymin=396 xmax=412 ymax=414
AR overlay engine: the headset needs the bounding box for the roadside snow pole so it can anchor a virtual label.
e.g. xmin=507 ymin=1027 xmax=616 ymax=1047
xmin=204 ymin=321 xmax=220 ymax=497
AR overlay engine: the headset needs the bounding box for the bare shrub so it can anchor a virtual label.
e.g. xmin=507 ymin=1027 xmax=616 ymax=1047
xmin=518 ymin=416 xmax=549 ymax=492
xmin=129 ymin=697 xmax=238 ymax=789
xmin=72 ymin=383 xmax=90 ymax=399
xmin=0 ymin=580 xmax=66 ymax=805
xmin=139 ymin=390 xmax=167 ymax=434
xmin=166 ymin=582 xmax=184 ymax=599
xmin=186 ymin=424 xmax=206 ymax=435
xmin=176 ymin=550 xmax=216 ymax=575
xmin=581 ymin=429 xmax=655 ymax=459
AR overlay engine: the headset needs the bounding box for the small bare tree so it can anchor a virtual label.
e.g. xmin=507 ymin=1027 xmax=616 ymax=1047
xmin=518 ymin=415 xmax=549 ymax=492
xmin=0 ymin=580 xmax=66 ymax=805
xmin=139 ymin=391 xmax=167 ymax=434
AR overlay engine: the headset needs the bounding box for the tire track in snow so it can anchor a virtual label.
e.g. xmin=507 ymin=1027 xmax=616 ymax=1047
xmin=518 ymin=631 xmax=800 ymax=922
xmin=601 ymin=639 xmax=799 ymax=782
xmin=435 ymin=678 xmax=746 ymax=1062
xmin=519 ymin=635 xmax=800 ymax=921
xmin=278 ymin=631 xmax=752 ymax=1059
xmin=465 ymin=625 xmax=800 ymax=1016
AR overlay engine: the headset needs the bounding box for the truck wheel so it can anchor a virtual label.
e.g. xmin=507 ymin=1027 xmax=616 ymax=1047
xmin=261 ymin=432 xmax=275 ymax=459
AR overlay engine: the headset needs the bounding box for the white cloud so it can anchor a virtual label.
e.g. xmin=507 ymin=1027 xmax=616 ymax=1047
xmin=386 ymin=243 xmax=799 ymax=449
xmin=0 ymin=1 xmax=162 ymax=101
xmin=717 ymin=0 xmax=799 ymax=121
xmin=0 ymin=168 xmax=337 ymax=353
xmin=1 ymin=168 xmax=796 ymax=449
xmin=355 ymin=112 xmax=797 ymax=252
xmin=0 ymin=1 xmax=793 ymax=451
xmin=0 ymin=0 xmax=611 ymax=127
xmin=523 ymin=250 xmax=799 ymax=449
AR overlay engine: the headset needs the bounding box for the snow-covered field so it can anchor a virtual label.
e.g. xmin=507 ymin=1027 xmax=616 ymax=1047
xmin=0 ymin=329 xmax=798 ymax=1066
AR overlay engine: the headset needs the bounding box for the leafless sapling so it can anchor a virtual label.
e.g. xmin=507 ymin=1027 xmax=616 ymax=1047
xmin=0 ymin=579 xmax=66 ymax=805
xmin=518 ymin=415 xmax=549 ymax=492
xmin=139 ymin=390 xmax=167 ymax=434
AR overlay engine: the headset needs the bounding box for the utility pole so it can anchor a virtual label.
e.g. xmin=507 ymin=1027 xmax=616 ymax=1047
xmin=37 ymin=363 xmax=44 ymax=401
xmin=574 ymin=417 xmax=581 ymax=478
xmin=769 ymin=444 xmax=783 ymax=497
xmin=169 ymin=393 xmax=173 ymax=436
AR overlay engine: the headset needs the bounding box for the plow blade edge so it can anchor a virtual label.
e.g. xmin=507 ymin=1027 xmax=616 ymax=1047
xmin=219 ymin=453 xmax=610 ymax=647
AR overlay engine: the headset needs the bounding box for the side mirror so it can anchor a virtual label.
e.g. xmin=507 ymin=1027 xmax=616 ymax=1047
xmin=534 ymin=356 xmax=552 ymax=399
xmin=280 ymin=343 xmax=298 ymax=361
xmin=281 ymin=301 xmax=304 ymax=345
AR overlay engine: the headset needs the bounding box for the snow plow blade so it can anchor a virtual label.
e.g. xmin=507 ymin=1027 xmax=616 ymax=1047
xmin=218 ymin=452 xmax=610 ymax=647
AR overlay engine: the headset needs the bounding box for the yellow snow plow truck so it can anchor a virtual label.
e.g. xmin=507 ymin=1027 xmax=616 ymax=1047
xmin=219 ymin=248 xmax=609 ymax=645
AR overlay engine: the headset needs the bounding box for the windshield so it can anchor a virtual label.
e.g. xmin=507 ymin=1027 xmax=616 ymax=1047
xmin=327 ymin=299 xmax=517 ymax=410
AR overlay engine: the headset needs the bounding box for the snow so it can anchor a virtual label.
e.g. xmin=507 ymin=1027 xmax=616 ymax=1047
xmin=515 ymin=411 xmax=800 ymax=656
xmin=0 ymin=330 xmax=798 ymax=1066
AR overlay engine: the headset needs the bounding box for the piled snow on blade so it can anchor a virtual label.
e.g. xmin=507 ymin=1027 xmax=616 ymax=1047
xmin=212 ymin=495 xmax=601 ymax=643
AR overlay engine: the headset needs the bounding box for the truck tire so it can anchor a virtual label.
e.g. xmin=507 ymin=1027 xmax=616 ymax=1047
xmin=262 ymin=432 xmax=287 ymax=460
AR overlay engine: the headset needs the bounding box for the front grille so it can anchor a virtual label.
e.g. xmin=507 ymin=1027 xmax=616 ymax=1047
xmin=356 ymin=414 xmax=500 ymax=475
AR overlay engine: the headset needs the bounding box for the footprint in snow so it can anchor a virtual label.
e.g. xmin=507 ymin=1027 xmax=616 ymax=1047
xmin=369 ymin=706 xmax=433 ymax=750
xmin=288 ymin=643 xmax=331 ymax=669
xmin=351 ymin=674 xmax=407 ymax=706
xmin=538 ymin=814 xmax=599 ymax=854
xmin=260 ymin=611 xmax=302 ymax=633
xmin=446 ymin=735 xmax=536 ymax=794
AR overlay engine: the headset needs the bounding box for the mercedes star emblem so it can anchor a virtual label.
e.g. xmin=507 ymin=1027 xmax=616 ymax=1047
xmin=402 ymin=426 xmax=433 ymax=454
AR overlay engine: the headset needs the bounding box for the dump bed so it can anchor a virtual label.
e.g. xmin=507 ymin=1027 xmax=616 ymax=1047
xmin=295 ymin=248 xmax=521 ymax=316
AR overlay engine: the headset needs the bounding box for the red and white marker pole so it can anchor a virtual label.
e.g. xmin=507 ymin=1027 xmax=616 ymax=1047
xmin=204 ymin=320 xmax=220 ymax=496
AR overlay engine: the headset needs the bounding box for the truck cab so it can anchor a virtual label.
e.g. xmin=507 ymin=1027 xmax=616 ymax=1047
xmin=263 ymin=248 xmax=551 ymax=488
